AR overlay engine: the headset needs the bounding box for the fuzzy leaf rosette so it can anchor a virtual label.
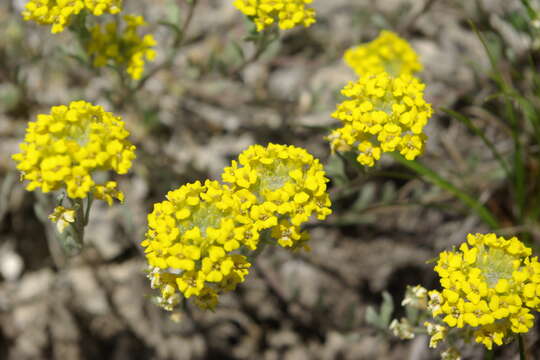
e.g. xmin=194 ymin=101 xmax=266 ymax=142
xmin=344 ymin=30 xmax=423 ymax=78
xmin=222 ymin=143 xmax=332 ymax=250
xmin=12 ymin=100 xmax=135 ymax=205
xmin=328 ymin=72 xmax=432 ymax=167
xmin=426 ymin=233 xmax=540 ymax=351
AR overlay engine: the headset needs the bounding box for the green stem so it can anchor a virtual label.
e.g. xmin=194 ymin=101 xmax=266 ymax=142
xmin=230 ymin=26 xmax=280 ymax=77
xmin=133 ymin=0 xmax=199 ymax=93
xmin=390 ymin=153 xmax=499 ymax=229
xmin=470 ymin=21 xmax=526 ymax=222
xmin=518 ymin=334 xmax=527 ymax=360
xmin=74 ymin=198 xmax=86 ymax=243
xmin=57 ymin=197 xmax=86 ymax=256
xmin=440 ymin=107 xmax=511 ymax=177
xmin=484 ymin=349 xmax=495 ymax=360
xmin=84 ymin=193 xmax=93 ymax=226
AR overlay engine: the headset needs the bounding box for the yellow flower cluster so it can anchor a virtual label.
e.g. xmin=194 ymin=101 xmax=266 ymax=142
xmin=87 ymin=15 xmax=157 ymax=80
xmin=428 ymin=233 xmax=540 ymax=350
xmin=344 ymin=30 xmax=423 ymax=78
xmin=222 ymin=143 xmax=332 ymax=249
xmin=22 ymin=0 xmax=122 ymax=33
xmin=328 ymin=72 xmax=432 ymax=166
xmin=143 ymin=144 xmax=332 ymax=310
xmin=142 ymin=181 xmax=254 ymax=311
xmin=12 ymin=100 xmax=135 ymax=203
xmin=233 ymin=0 xmax=316 ymax=31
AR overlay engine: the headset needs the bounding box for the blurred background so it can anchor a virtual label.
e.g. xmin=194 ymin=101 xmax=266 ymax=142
xmin=1 ymin=0 xmax=539 ymax=359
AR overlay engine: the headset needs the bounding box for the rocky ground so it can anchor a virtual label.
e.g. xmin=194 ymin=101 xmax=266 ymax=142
xmin=1 ymin=0 xmax=539 ymax=359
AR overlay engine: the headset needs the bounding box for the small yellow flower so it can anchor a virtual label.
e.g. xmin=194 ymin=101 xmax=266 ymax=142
xmin=12 ymin=100 xmax=135 ymax=202
xmin=233 ymin=0 xmax=316 ymax=31
xmin=87 ymin=14 xmax=157 ymax=80
xmin=49 ymin=206 xmax=76 ymax=233
xmin=143 ymin=180 xmax=257 ymax=311
xmin=428 ymin=233 xmax=540 ymax=350
xmin=222 ymin=143 xmax=332 ymax=249
xmin=328 ymin=72 xmax=432 ymax=166
xmin=424 ymin=321 xmax=447 ymax=348
xmin=93 ymin=181 xmax=124 ymax=206
xmin=84 ymin=0 xmax=122 ymax=16
xmin=344 ymin=30 xmax=423 ymax=78
xmin=21 ymin=0 xmax=122 ymax=34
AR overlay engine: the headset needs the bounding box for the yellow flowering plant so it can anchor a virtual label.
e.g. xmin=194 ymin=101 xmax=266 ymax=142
xmin=22 ymin=0 xmax=122 ymax=33
xmin=142 ymin=144 xmax=332 ymax=311
xmin=222 ymin=143 xmax=332 ymax=250
xmin=390 ymin=233 xmax=540 ymax=359
xmin=87 ymin=14 xmax=157 ymax=80
xmin=20 ymin=0 xmax=158 ymax=89
xmin=328 ymin=72 xmax=433 ymax=167
xmin=12 ymin=100 xmax=136 ymax=251
xmin=142 ymin=180 xmax=256 ymax=311
xmin=233 ymin=0 xmax=316 ymax=32
xmin=344 ymin=30 xmax=423 ymax=78
xmin=428 ymin=233 xmax=540 ymax=350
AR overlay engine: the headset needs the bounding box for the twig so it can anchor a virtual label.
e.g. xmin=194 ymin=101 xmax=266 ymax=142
xmin=229 ymin=27 xmax=279 ymax=79
xmin=519 ymin=334 xmax=527 ymax=360
xmin=133 ymin=0 xmax=199 ymax=93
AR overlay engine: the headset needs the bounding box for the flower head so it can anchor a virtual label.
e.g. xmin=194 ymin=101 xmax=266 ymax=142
xmin=142 ymin=180 xmax=258 ymax=310
xmin=344 ymin=30 xmax=422 ymax=78
xmin=222 ymin=143 xmax=332 ymax=249
xmin=428 ymin=233 xmax=540 ymax=350
xmin=328 ymin=72 xmax=432 ymax=166
xmin=233 ymin=0 xmax=316 ymax=31
xmin=22 ymin=0 xmax=122 ymax=34
xmin=424 ymin=321 xmax=447 ymax=348
xmin=12 ymin=100 xmax=135 ymax=201
xmin=87 ymin=14 xmax=157 ymax=80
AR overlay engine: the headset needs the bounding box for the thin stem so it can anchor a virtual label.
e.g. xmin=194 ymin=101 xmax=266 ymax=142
xmin=133 ymin=0 xmax=199 ymax=92
xmin=229 ymin=27 xmax=279 ymax=77
xmin=470 ymin=21 xmax=526 ymax=222
xmin=390 ymin=153 xmax=500 ymax=229
xmin=441 ymin=107 xmax=511 ymax=177
xmin=518 ymin=334 xmax=527 ymax=360
xmin=73 ymin=198 xmax=86 ymax=242
xmin=84 ymin=193 xmax=93 ymax=226
xmin=484 ymin=349 xmax=495 ymax=360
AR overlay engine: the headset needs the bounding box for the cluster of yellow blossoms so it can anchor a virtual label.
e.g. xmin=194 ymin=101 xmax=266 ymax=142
xmin=222 ymin=143 xmax=332 ymax=249
xmin=142 ymin=181 xmax=254 ymax=310
xmin=22 ymin=0 xmax=122 ymax=33
xmin=233 ymin=0 xmax=316 ymax=31
xmin=426 ymin=233 xmax=540 ymax=351
xmin=328 ymin=72 xmax=432 ymax=166
xmin=344 ymin=30 xmax=423 ymax=78
xmin=328 ymin=31 xmax=431 ymax=167
xmin=143 ymin=144 xmax=331 ymax=310
xmin=87 ymin=15 xmax=157 ymax=80
xmin=12 ymin=100 xmax=136 ymax=203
